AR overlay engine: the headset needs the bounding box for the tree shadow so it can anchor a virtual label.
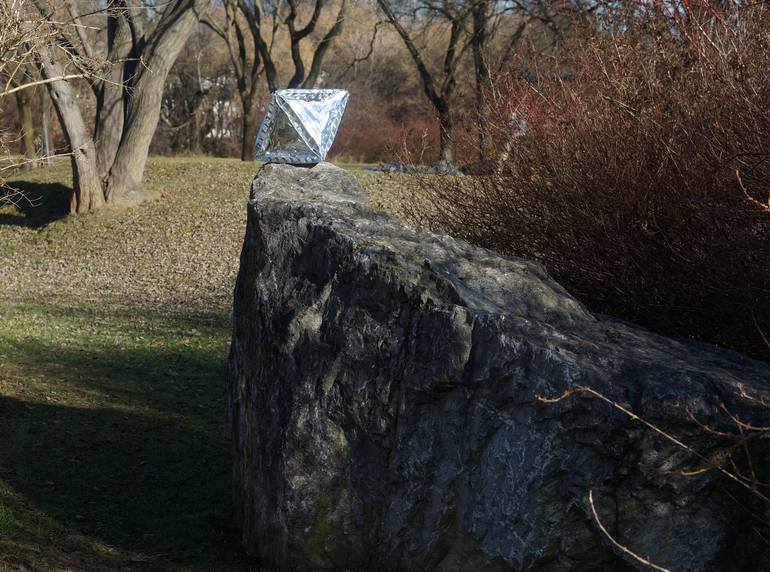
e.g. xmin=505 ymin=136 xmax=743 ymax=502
xmin=0 ymin=397 xmax=253 ymax=571
xmin=0 ymin=180 xmax=72 ymax=228
xmin=0 ymin=319 xmax=256 ymax=570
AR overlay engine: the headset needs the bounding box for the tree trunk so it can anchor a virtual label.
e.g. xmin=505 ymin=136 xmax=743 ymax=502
xmin=376 ymin=0 xmax=461 ymax=166
xmin=104 ymin=80 xmax=165 ymax=201
xmin=40 ymin=90 xmax=52 ymax=165
xmin=31 ymin=0 xmax=212 ymax=213
xmin=301 ymin=0 xmax=348 ymax=89
xmin=94 ymin=10 xmax=133 ymax=180
xmin=194 ymin=111 xmax=202 ymax=154
xmin=472 ymin=0 xmax=494 ymax=162
xmin=69 ymin=140 xmax=104 ymax=213
xmin=438 ymin=108 xmax=454 ymax=163
xmin=104 ymin=0 xmax=210 ymax=203
xmin=38 ymin=47 xmax=104 ymax=213
xmin=241 ymin=92 xmax=259 ymax=161
xmin=15 ymin=88 xmax=36 ymax=169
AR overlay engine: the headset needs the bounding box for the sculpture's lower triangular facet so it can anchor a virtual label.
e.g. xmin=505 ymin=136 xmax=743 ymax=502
xmin=255 ymin=89 xmax=349 ymax=164
xmin=263 ymin=106 xmax=317 ymax=159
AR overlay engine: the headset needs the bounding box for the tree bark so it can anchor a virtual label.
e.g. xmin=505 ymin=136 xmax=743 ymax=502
xmin=241 ymin=92 xmax=259 ymax=161
xmin=438 ymin=107 xmax=454 ymax=163
xmin=37 ymin=46 xmax=104 ymax=213
xmin=94 ymin=6 xmax=133 ymax=180
xmin=105 ymin=0 xmax=212 ymax=202
xmin=15 ymin=88 xmax=36 ymax=169
xmin=472 ymin=0 xmax=493 ymax=162
xmin=40 ymin=89 xmax=52 ymax=165
xmin=68 ymin=140 xmax=103 ymax=213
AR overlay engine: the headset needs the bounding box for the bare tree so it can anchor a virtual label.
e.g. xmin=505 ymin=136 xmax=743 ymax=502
xmin=0 ymin=0 xmax=77 ymax=203
xmin=376 ymin=0 xmax=473 ymax=164
xmin=205 ymin=0 xmax=347 ymax=161
xmin=27 ymin=0 xmax=213 ymax=213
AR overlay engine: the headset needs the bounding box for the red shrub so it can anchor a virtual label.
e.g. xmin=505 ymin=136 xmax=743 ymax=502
xmin=330 ymin=94 xmax=439 ymax=164
xmin=413 ymin=1 xmax=770 ymax=361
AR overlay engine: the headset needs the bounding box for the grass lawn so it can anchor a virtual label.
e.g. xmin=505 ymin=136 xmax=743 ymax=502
xmin=0 ymin=157 xmax=399 ymax=571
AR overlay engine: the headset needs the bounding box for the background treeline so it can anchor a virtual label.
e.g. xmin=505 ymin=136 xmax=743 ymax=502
xmin=152 ymin=0 xmax=447 ymax=162
xmin=0 ymin=0 xmax=570 ymax=165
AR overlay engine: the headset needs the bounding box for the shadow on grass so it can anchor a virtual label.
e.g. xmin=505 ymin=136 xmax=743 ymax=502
xmin=0 ymin=318 xmax=255 ymax=570
xmin=0 ymin=181 xmax=72 ymax=228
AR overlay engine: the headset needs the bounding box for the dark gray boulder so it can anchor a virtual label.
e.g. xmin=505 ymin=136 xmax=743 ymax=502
xmin=228 ymin=162 xmax=770 ymax=571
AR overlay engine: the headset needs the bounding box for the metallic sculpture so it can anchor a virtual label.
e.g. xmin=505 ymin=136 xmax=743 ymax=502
xmin=254 ymin=89 xmax=349 ymax=164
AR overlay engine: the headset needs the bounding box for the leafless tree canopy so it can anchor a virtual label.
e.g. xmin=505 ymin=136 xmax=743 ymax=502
xmin=0 ymin=0 xmax=213 ymax=213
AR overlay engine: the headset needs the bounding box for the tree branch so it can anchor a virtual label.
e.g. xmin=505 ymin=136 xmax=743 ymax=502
xmin=237 ymin=0 xmax=276 ymax=91
xmin=65 ymin=2 xmax=95 ymax=60
xmin=376 ymin=0 xmax=442 ymax=109
xmin=302 ymin=0 xmax=347 ymax=88
xmin=337 ymin=19 xmax=383 ymax=79
xmin=0 ymin=74 xmax=86 ymax=98
xmin=295 ymin=0 xmax=325 ymax=40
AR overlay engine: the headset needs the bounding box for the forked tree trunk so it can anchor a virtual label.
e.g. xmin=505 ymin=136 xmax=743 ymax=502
xmin=104 ymin=2 xmax=209 ymax=203
xmin=104 ymin=81 xmax=166 ymax=200
xmin=33 ymin=0 xmax=211 ymax=212
xmin=94 ymin=11 xmax=133 ymax=180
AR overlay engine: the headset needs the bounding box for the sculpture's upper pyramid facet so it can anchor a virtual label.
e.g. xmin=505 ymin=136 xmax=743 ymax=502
xmin=255 ymin=89 xmax=349 ymax=164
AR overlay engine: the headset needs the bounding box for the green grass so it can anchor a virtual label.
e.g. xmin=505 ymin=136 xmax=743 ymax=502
xmin=0 ymin=157 xmax=405 ymax=571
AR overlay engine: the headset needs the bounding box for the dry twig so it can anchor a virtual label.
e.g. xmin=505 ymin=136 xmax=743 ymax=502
xmin=537 ymin=386 xmax=770 ymax=504
xmin=588 ymin=489 xmax=672 ymax=572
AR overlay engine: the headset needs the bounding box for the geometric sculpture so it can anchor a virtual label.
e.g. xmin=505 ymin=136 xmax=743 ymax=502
xmin=254 ymin=89 xmax=349 ymax=164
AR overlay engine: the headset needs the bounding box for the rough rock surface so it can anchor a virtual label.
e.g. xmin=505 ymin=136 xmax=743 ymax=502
xmin=229 ymin=163 xmax=770 ymax=571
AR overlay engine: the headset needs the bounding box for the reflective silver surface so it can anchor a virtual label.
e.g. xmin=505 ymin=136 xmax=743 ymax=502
xmin=255 ymin=89 xmax=349 ymax=164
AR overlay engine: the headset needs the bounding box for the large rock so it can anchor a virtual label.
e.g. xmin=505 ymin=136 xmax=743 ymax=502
xmin=228 ymin=163 xmax=770 ymax=571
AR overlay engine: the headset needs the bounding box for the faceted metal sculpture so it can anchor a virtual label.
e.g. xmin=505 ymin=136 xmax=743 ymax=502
xmin=254 ymin=89 xmax=349 ymax=164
